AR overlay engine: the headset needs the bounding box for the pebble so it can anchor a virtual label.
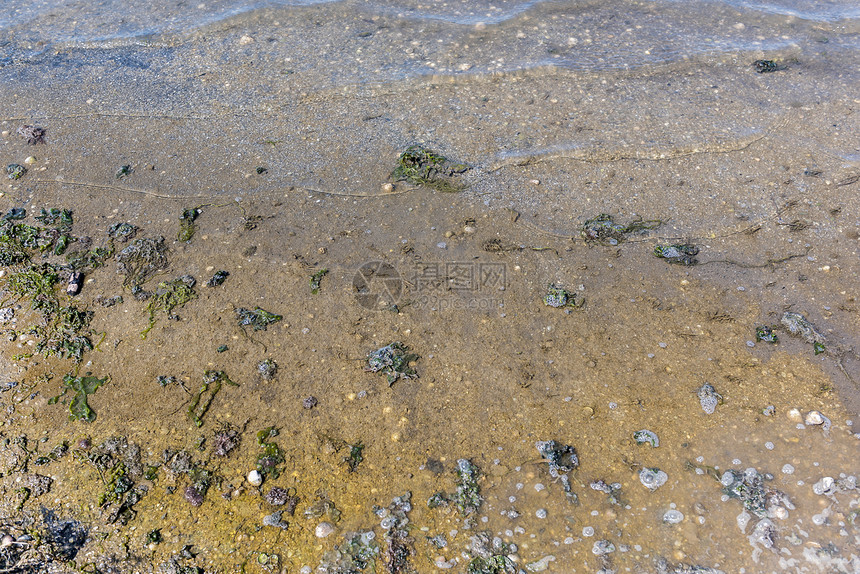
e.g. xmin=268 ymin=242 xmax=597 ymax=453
xmin=315 ymin=522 xmax=335 ymax=538
xmin=535 ymin=508 xmax=547 ymax=519
xmin=463 ymin=225 xmax=477 ymax=234
xmin=805 ymin=411 xmax=824 ymax=425
xmin=787 ymin=408 xmax=803 ymax=422
xmin=782 ymin=464 xmax=795 ymax=475
xmin=381 ymin=182 xmax=394 ymax=193
xmin=247 ymin=470 xmax=262 ymax=486
xmin=24 ymin=156 xmax=36 ymax=165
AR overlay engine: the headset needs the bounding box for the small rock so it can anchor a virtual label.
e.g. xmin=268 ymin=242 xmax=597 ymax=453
xmin=303 ymin=396 xmax=318 ymax=409
xmin=247 ymin=470 xmax=262 ymax=486
xmin=805 ymin=410 xmax=824 ymax=425
xmin=24 ymin=156 xmax=36 ymax=165
xmin=315 ymin=521 xmax=334 ymax=538
xmin=381 ymin=182 xmax=394 ymax=193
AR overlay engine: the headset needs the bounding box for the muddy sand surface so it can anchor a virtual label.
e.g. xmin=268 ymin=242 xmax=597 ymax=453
xmin=1 ymin=2 xmax=860 ymax=573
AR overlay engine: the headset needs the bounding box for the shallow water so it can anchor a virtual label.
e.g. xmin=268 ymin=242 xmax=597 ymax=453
xmin=0 ymin=1 xmax=859 ymax=573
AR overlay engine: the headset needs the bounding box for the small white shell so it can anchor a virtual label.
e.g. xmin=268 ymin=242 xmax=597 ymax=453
xmin=315 ymin=522 xmax=335 ymax=538
xmin=247 ymin=470 xmax=262 ymax=486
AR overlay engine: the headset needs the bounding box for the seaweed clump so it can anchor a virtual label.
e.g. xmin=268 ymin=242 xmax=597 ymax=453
xmin=256 ymin=427 xmax=285 ymax=479
xmin=753 ymin=59 xmax=781 ymax=73
xmin=187 ymin=370 xmax=238 ymax=427
xmin=317 ymin=531 xmax=379 ymax=573
xmin=581 ymin=213 xmax=662 ymax=244
xmin=428 ymin=459 xmax=483 ymax=516
xmin=5 ymin=263 xmax=94 ymax=361
xmin=536 ymin=440 xmax=579 ymax=500
xmin=543 ymin=284 xmax=584 ymax=309
xmin=6 ymin=164 xmax=26 ymax=180
xmin=755 ymin=325 xmax=779 ymax=344
xmin=142 ymin=275 xmax=197 ymax=337
xmin=466 ymin=532 xmax=518 ymax=574
xmin=780 ymin=311 xmax=826 ymax=354
xmin=207 ymin=269 xmax=229 ymax=287
xmin=236 ymin=306 xmax=282 ymax=331
xmin=653 ymin=243 xmax=699 ymax=266
xmin=76 ymin=437 xmax=145 ymax=525
xmin=48 ymin=372 xmax=109 ymax=422
xmin=108 ymin=222 xmax=138 ymax=242
xmin=116 ymin=236 xmax=169 ymax=290
xmin=310 ymin=268 xmax=328 ymax=294
xmin=374 ymin=493 xmax=413 ymax=574
xmin=720 ymin=467 xmax=793 ymax=518
xmin=365 ymin=342 xmax=419 ymax=386
xmin=17 ymin=124 xmax=46 ymax=144
xmin=178 ymin=208 xmax=200 ymax=242
xmin=391 ymin=145 xmax=468 ymax=192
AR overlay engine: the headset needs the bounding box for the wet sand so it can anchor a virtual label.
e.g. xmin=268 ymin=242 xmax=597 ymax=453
xmin=1 ymin=1 xmax=859 ymax=572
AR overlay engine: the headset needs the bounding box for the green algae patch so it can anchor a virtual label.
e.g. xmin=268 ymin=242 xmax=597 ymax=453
xmin=142 ymin=275 xmax=197 ymax=338
xmin=108 ymin=222 xmax=138 ymax=242
xmin=256 ymin=426 xmax=285 ymax=479
xmin=310 ymin=268 xmax=328 ymax=294
xmin=580 ymin=213 xmax=663 ymax=244
xmin=428 ymin=459 xmax=483 ymax=516
xmin=48 ymin=373 xmax=109 ymax=422
xmin=543 ymin=284 xmax=584 ymax=309
xmin=365 ymin=342 xmax=419 ymax=386
xmin=178 ymin=207 xmax=200 ymax=243
xmin=6 ymin=163 xmax=26 ymax=180
xmin=236 ymin=306 xmax=282 ymax=331
xmin=188 ymin=370 xmax=238 ymax=427
xmin=7 ymin=263 xmax=60 ymax=314
xmin=391 ymin=145 xmax=469 ymax=192
xmin=4 ymin=263 xmax=94 ymax=362
xmin=35 ymin=208 xmax=73 ymax=227
xmin=755 ymin=325 xmax=779 ymax=344
xmin=66 ymin=245 xmax=114 ymax=271
xmin=345 ymin=440 xmax=365 ymax=472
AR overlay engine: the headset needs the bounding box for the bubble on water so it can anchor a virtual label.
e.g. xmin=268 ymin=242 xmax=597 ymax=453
xmin=639 ymin=468 xmax=668 ymax=491
xmin=535 ymin=508 xmax=547 ymax=519
xmin=592 ymin=540 xmax=615 ymax=556
xmin=582 ymin=526 xmax=595 ymax=537
xmin=813 ymin=477 xmax=836 ymax=496
xmin=782 ymin=464 xmax=795 ymax=475
xmin=663 ymin=509 xmax=684 ymax=524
